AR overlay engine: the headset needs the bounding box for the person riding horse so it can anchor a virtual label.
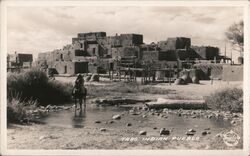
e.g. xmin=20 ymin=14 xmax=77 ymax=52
xmin=72 ymin=74 xmax=87 ymax=114
xmin=75 ymin=73 xmax=84 ymax=86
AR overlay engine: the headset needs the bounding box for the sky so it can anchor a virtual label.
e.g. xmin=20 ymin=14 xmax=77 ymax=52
xmin=7 ymin=6 xmax=243 ymax=61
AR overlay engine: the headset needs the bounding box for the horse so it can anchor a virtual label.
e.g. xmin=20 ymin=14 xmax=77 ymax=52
xmin=72 ymin=84 xmax=87 ymax=116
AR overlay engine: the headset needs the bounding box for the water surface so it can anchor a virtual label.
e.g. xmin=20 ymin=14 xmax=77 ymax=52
xmin=38 ymin=103 xmax=232 ymax=136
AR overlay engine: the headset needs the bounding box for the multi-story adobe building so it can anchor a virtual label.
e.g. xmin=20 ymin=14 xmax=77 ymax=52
xmin=35 ymin=32 xmax=223 ymax=75
xmin=36 ymin=32 xmax=144 ymax=75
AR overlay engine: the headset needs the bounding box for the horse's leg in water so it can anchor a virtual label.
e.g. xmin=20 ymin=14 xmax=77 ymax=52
xmin=84 ymin=88 xmax=87 ymax=111
xmin=79 ymin=98 xmax=83 ymax=113
xmin=74 ymin=97 xmax=77 ymax=116
xmin=78 ymin=98 xmax=82 ymax=116
xmin=83 ymin=96 xmax=86 ymax=110
xmin=82 ymin=97 xmax=86 ymax=116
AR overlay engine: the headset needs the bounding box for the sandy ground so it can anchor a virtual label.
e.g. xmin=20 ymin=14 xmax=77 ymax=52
xmin=8 ymin=124 xmax=212 ymax=150
xmin=7 ymin=77 xmax=243 ymax=150
xmin=56 ymin=76 xmax=242 ymax=99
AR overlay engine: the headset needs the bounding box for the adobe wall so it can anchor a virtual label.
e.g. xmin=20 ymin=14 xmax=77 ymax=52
xmin=87 ymin=44 xmax=100 ymax=56
xmin=142 ymin=50 xmax=159 ymax=62
xmin=158 ymin=40 xmax=174 ymax=51
xmin=175 ymin=37 xmax=191 ymax=49
xmin=98 ymin=34 xmax=143 ymax=48
xmin=194 ymin=63 xmax=223 ymax=80
xmin=191 ymin=46 xmax=219 ymax=60
xmin=142 ymin=50 xmax=187 ymax=62
xmin=206 ymin=47 xmax=219 ymax=60
xmin=49 ymin=61 xmax=75 ymax=75
xmin=176 ymin=50 xmax=189 ymax=60
xmin=78 ymin=32 xmax=106 ymax=38
xmin=88 ymin=64 xmax=98 ymax=73
xmin=132 ymin=34 xmax=143 ymax=45
xmin=159 ymin=51 xmax=177 ymax=61
xmin=62 ymin=49 xmax=74 ymax=61
xmin=222 ymin=65 xmax=243 ymax=81
xmin=38 ymin=52 xmax=51 ymax=61
xmin=111 ymin=46 xmax=140 ymax=59
xmin=158 ymin=37 xmax=191 ymax=51
xmin=17 ymin=54 xmax=33 ymax=64
xmin=120 ymin=46 xmax=140 ymax=58
xmin=96 ymin=58 xmax=111 ymax=72
xmin=119 ymin=34 xmax=143 ymax=46
xmin=157 ymin=61 xmax=179 ymax=68
xmin=111 ymin=47 xmax=123 ymax=59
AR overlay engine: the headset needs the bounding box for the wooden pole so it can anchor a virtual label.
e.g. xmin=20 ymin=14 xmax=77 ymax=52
xmin=142 ymin=71 xmax=143 ymax=84
xmin=134 ymin=70 xmax=136 ymax=82
xmin=153 ymin=70 xmax=155 ymax=82
xmin=111 ymin=70 xmax=114 ymax=81
xmin=119 ymin=67 xmax=121 ymax=81
xmin=129 ymin=67 xmax=131 ymax=82
xmin=177 ymin=60 xmax=180 ymax=78
xmin=108 ymin=63 xmax=111 ymax=80
xmin=134 ymin=63 xmax=137 ymax=83
xmin=144 ymin=68 xmax=146 ymax=84
xmin=163 ymin=70 xmax=165 ymax=83
xmin=169 ymin=68 xmax=172 ymax=85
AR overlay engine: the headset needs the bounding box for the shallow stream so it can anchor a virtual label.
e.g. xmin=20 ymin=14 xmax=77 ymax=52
xmin=37 ymin=103 xmax=232 ymax=137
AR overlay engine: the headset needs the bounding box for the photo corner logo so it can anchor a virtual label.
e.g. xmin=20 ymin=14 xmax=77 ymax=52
xmin=222 ymin=130 xmax=240 ymax=147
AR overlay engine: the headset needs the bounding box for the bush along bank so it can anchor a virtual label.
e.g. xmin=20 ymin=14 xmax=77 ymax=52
xmin=7 ymin=95 xmax=76 ymax=124
xmin=205 ymin=88 xmax=243 ymax=113
xmin=7 ymin=68 xmax=73 ymax=105
xmin=7 ymin=95 xmax=42 ymax=124
xmin=7 ymin=68 xmax=73 ymax=124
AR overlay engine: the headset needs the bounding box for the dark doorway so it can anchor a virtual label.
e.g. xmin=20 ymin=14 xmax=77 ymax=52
xmin=64 ymin=66 xmax=67 ymax=74
xmin=109 ymin=62 xmax=114 ymax=71
xmin=61 ymin=54 xmax=63 ymax=61
xmin=75 ymin=62 xmax=88 ymax=74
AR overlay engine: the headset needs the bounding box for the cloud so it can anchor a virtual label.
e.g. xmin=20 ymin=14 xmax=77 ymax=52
xmin=7 ymin=6 xmax=243 ymax=59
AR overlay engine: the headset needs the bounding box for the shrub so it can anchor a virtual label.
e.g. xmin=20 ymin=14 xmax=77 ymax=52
xmin=42 ymin=80 xmax=72 ymax=105
xmin=7 ymin=95 xmax=38 ymax=123
xmin=7 ymin=68 xmax=73 ymax=105
xmin=205 ymin=88 xmax=243 ymax=113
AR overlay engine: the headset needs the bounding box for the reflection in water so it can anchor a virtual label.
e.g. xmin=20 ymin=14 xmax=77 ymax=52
xmin=72 ymin=109 xmax=86 ymax=128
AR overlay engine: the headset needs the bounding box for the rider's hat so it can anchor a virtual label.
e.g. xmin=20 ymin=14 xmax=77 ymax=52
xmin=77 ymin=73 xmax=82 ymax=77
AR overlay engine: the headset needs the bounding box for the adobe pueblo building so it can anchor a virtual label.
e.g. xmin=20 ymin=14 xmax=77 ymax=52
xmin=7 ymin=52 xmax=33 ymax=72
xmin=36 ymin=32 xmax=144 ymax=75
xmin=36 ymin=32 xmax=226 ymax=75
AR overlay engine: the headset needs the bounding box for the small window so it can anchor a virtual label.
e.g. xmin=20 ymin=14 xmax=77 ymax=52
xmin=75 ymin=50 xmax=89 ymax=56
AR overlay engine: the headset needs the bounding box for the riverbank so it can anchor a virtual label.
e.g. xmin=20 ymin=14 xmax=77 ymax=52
xmin=7 ymin=105 xmax=243 ymax=149
xmin=7 ymin=78 xmax=243 ymax=149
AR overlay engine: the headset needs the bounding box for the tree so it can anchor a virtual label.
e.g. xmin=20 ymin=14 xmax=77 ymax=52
xmin=225 ymin=20 xmax=244 ymax=54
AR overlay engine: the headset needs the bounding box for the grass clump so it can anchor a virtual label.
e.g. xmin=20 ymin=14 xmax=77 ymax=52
xmin=7 ymin=68 xmax=73 ymax=106
xmin=205 ymin=88 xmax=243 ymax=113
xmin=7 ymin=95 xmax=38 ymax=124
xmin=86 ymin=82 xmax=174 ymax=98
